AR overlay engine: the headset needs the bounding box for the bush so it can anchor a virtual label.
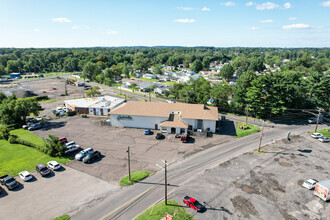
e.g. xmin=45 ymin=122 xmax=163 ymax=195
xmin=8 ymin=135 xmax=18 ymax=144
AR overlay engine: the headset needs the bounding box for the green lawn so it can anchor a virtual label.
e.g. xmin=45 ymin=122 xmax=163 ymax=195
xmin=138 ymin=78 xmax=158 ymax=82
xmin=163 ymin=81 xmax=178 ymax=86
xmin=235 ymin=122 xmax=260 ymax=138
xmin=53 ymin=214 xmax=70 ymax=220
xmin=116 ymin=94 xmax=132 ymax=98
xmin=311 ymin=128 xmax=330 ymax=137
xmin=39 ymin=99 xmax=59 ymax=103
xmin=0 ymin=140 xmax=71 ymax=177
xmin=10 ymin=128 xmax=45 ymax=148
xmin=135 ymin=200 xmax=194 ymax=220
xmin=120 ymin=170 xmax=152 ymax=186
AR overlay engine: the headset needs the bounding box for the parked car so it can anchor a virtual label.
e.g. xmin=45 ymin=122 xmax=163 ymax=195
xmin=36 ymin=116 xmax=43 ymax=121
xmin=60 ymin=137 xmax=67 ymax=144
xmin=26 ymin=117 xmax=36 ymax=123
xmin=75 ymin=148 xmax=94 ymax=161
xmin=155 ymin=133 xmax=165 ymax=140
xmin=81 ymin=114 xmax=88 ymax=118
xmin=302 ymin=179 xmax=318 ymax=190
xmin=308 ymin=117 xmax=323 ymax=124
xmin=36 ymin=163 xmax=51 ymax=176
xmin=22 ymin=123 xmax=33 ymax=129
xmin=181 ymin=133 xmax=190 ymax=143
xmin=144 ymin=129 xmax=152 ymax=135
xmin=65 ymin=141 xmax=76 ymax=147
xmin=82 ymin=151 xmax=101 ymax=163
xmin=311 ymin=133 xmax=323 ymax=139
xmin=47 ymin=161 xmax=61 ymax=171
xmin=183 ymin=196 xmax=205 ymax=212
xmin=0 ymin=175 xmax=19 ymax=190
xmin=19 ymin=171 xmax=33 ymax=181
xmin=65 ymin=144 xmax=80 ymax=154
xmin=319 ymin=137 xmax=330 ymax=143
xmin=28 ymin=122 xmax=41 ymax=131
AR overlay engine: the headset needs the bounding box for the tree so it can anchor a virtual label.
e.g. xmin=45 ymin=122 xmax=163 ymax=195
xmin=220 ymin=64 xmax=234 ymax=80
xmin=44 ymin=135 xmax=66 ymax=157
xmin=202 ymin=57 xmax=211 ymax=70
xmin=83 ymin=62 xmax=101 ymax=81
xmin=233 ymin=71 xmax=256 ymax=104
xmin=0 ymin=64 xmax=5 ymax=75
xmin=6 ymin=60 xmax=21 ymax=73
xmin=248 ymin=57 xmax=265 ymax=72
xmin=86 ymin=86 xmax=101 ymax=98
xmin=0 ymin=92 xmax=6 ymax=104
xmin=154 ymin=65 xmax=162 ymax=75
xmin=305 ymin=71 xmax=330 ymax=111
xmin=190 ymin=60 xmax=203 ymax=73
xmin=211 ymin=82 xmax=233 ymax=107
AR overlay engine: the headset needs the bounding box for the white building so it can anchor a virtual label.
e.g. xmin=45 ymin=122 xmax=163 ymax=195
xmin=109 ymin=101 xmax=219 ymax=134
xmin=64 ymin=95 xmax=125 ymax=116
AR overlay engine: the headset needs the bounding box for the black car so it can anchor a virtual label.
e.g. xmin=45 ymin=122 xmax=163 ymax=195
xmin=36 ymin=163 xmax=51 ymax=176
xmin=82 ymin=151 xmax=101 ymax=163
xmin=155 ymin=133 xmax=165 ymax=140
xmin=0 ymin=175 xmax=19 ymax=190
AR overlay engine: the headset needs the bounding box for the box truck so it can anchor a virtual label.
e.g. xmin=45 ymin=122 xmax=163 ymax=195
xmin=314 ymin=180 xmax=330 ymax=201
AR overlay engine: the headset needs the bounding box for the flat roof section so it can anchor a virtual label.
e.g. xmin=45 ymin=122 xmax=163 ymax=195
xmin=65 ymin=95 xmax=125 ymax=109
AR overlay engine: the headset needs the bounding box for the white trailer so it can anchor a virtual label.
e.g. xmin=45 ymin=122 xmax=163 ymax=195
xmin=314 ymin=180 xmax=330 ymax=201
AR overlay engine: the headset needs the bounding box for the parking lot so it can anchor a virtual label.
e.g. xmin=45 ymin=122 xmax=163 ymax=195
xmin=32 ymin=116 xmax=235 ymax=183
xmin=170 ymin=133 xmax=330 ymax=219
xmin=0 ymin=166 xmax=119 ymax=220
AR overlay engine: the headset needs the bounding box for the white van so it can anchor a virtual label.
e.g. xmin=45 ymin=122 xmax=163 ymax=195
xmin=65 ymin=141 xmax=76 ymax=147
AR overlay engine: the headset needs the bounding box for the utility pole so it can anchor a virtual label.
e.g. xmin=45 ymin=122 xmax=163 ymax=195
xmin=149 ymin=90 xmax=151 ymax=102
xmin=64 ymin=80 xmax=68 ymax=96
xmin=315 ymin=108 xmax=322 ymax=133
xmin=163 ymin=160 xmax=168 ymax=205
xmin=258 ymin=120 xmax=265 ymax=152
xmin=245 ymin=104 xmax=249 ymax=126
xmin=127 ymin=146 xmax=131 ymax=181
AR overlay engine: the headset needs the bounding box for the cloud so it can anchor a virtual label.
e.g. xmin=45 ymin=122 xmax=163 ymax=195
xmin=202 ymin=6 xmax=211 ymax=11
xmin=260 ymin=19 xmax=274 ymax=23
xmin=51 ymin=17 xmax=72 ymax=23
xmin=107 ymin=30 xmax=118 ymax=35
xmin=288 ymin=17 xmax=297 ymax=21
xmin=248 ymin=26 xmax=259 ymax=30
xmin=246 ymin=1 xmax=254 ymax=6
xmin=34 ymin=28 xmax=40 ymax=32
xmin=177 ymin=7 xmax=195 ymax=11
xmin=221 ymin=1 xmax=236 ymax=7
xmin=72 ymin=25 xmax=90 ymax=30
xmin=283 ymin=2 xmax=292 ymax=9
xmin=174 ymin=18 xmax=195 ymax=23
xmin=256 ymin=2 xmax=279 ymax=10
xmin=282 ymin=23 xmax=311 ymax=30
xmin=320 ymin=1 xmax=330 ymax=7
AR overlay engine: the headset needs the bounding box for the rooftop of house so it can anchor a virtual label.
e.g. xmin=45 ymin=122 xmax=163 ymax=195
xmin=110 ymin=101 xmax=219 ymax=120
xmin=64 ymin=95 xmax=125 ymax=109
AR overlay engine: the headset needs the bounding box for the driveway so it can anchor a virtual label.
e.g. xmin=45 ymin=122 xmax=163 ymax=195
xmin=32 ymin=116 xmax=236 ymax=183
xmin=0 ymin=166 xmax=119 ymax=220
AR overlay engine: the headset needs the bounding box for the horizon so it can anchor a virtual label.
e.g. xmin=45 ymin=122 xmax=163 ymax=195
xmin=1 ymin=0 xmax=330 ymax=48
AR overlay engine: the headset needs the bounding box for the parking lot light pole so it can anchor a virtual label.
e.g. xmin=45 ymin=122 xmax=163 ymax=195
xmin=127 ymin=146 xmax=131 ymax=181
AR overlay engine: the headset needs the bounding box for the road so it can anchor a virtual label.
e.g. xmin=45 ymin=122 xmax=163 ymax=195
xmin=70 ymin=123 xmax=326 ymax=220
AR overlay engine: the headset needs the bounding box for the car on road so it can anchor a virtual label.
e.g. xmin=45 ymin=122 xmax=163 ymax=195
xmin=0 ymin=175 xmax=19 ymax=190
xmin=28 ymin=122 xmax=41 ymax=131
xmin=60 ymin=137 xmax=67 ymax=144
xmin=82 ymin=151 xmax=101 ymax=163
xmin=155 ymin=133 xmax=165 ymax=140
xmin=19 ymin=171 xmax=33 ymax=181
xmin=75 ymin=148 xmax=94 ymax=161
xmin=311 ymin=133 xmax=323 ymax=139
xmin=65 ymin=144 xmax=80 ymax=154
xmin=183 ymin=196 xmax=205 ymax=212
xmin=319 ymin=137 xmax=330 ymax=143
xmin=47 ymin=161 xmax=61 ymax=171
xmin=144 ymin=129 xmax=152 ymax=135
xmin=36 ymin=163 xmax=51 ymax=176
xmin=302 ymin=179 xmax=318 ymax=190
xmin=65 ymin=141 xmax=76 ymax=147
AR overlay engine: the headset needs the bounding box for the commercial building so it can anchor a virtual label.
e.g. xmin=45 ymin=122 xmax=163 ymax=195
xmin=64 ymin=95 xmax=125 ymax=116
xmin=109 ymin=101 xmax=219 ymax=134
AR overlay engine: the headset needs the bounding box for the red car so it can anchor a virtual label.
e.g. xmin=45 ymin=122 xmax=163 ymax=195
xmin=59 ymin=137 xmax=67 ymax=144
xmin=183 ymin=196 xmax=205 ymax=212
xmin=181 ymin=133 xmax=190 ymax=143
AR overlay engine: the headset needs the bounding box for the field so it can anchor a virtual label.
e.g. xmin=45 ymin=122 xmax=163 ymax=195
xmin=10 ymin=128 xmax=45 ymax=147
xmin=0 ymin=140 xmax=71 ymax=177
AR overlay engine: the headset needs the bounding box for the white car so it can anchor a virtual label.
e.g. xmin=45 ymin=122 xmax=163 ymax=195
xmin=19 ymin=171 xmax=33 ymax=181
xmin=311 ymin=133 xmax=323 ymax=139
xmin=36 ymin=116 xmax=43 ymax=121
xmin=319 ymin=137 xmax=330 ymax=143
xmin=47 ymin=161 xmax=61 ymax=171
xmin=65 ymin=141 xmax=76 ymax=147
xmin=302 ymin=179 xmax=318 ymax=190
xmin=64 ymin=144 xmax=80 ymax=154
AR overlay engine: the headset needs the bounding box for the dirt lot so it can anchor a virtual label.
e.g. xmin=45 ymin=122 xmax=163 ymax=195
xmin=32 ymin=116 xmax=235 ymax=183
xmin=170 ymin=134 xmax=330 ymax=219
xmin=0 ymin=165 xmax=119 ymax=220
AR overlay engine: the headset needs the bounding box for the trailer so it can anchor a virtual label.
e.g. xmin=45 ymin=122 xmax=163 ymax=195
xmin=314 ymin=180 xmax=330 ymax=201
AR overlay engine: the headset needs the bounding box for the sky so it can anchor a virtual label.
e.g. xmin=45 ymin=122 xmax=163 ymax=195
xmin=0 ymin=0 xmax=330 ymax=48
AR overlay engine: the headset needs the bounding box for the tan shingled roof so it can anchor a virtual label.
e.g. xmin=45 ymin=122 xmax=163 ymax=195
xmin=159 ymin=114 xmax=189 ymax=128
xmin=110 ymin=101 xmax=219 ymax=120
